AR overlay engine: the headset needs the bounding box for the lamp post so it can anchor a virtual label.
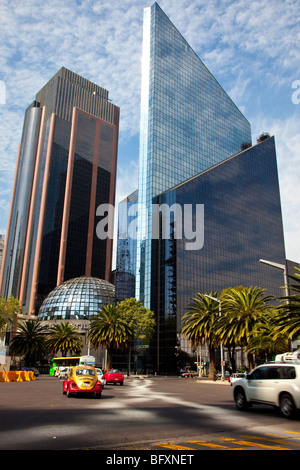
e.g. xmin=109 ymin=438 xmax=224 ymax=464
xmin=75 ymin=314 xmax=90 ymax=355
xmin=259 ymin=259 xmax=289 ymax=299
xmin=259 ymin=259 xmax=292 ymax=350
xmin=204 ymin=294 xmax=225 ymax=381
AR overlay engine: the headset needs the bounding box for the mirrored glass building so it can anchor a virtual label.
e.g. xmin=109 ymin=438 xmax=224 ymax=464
xmin=136 ymin=3 xmax=252 ymax=308
xmin=0 ymin=68 xmax=119 ymax=314
xmin=116 ymin=3 xmax=287 ymax=373
xmin=152 ymin=136 xmax=286 ymax=373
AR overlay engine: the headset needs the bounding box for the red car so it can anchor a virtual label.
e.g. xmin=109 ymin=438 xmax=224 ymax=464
xmin=103 ymin=369 xmax=124 ymax=385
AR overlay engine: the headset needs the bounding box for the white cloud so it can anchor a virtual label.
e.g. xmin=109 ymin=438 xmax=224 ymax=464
xmin=0 ymin=0 xmax=299 ymax=263
xmin=251 ymin=113 xmax=300 ymax=262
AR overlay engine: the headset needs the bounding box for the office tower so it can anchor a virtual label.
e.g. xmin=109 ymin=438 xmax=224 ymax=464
xmin=116 ymin=4 xmax=287 ymax=373
xmin=136 ymin=3 xmax=252 ymax=308
xmin=0 ymin=67 xmax=119 ymax=314
xmin=152 ymin=136 xmax=286 ymax=372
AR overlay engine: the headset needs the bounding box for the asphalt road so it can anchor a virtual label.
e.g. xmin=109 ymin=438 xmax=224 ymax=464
xmin=0 ymin=375 xmax=300 ymax=451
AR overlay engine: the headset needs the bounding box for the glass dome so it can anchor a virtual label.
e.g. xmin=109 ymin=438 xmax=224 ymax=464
xmin=38 ymin=276 xmax=115 ymax=321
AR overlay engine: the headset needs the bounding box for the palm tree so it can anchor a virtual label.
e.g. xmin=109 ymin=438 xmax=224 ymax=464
xmin=88 ymin=304 xmax=133 ymax=369
xmin=218 ymin=286 xmax=273 ymax=370
xmin=182 ymin=292 xmax=220 ymax=379
xmin=9 ymin=320 xmax=48 ymax=366
xmin=245 ymin=309 xmax=290 ymax=361
xmin=46 ymin=322 xmax=83 ymax=357
xmin=272 ymin=267 xmax=300 ymax=343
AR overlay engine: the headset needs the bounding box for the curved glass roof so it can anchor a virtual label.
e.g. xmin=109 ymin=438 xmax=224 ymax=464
xmin=38 ymin=276 xmax=115 ymax=321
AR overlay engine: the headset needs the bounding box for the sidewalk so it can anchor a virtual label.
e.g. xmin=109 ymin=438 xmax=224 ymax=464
xmin=195 ymin=377 xmax=230 ymax=385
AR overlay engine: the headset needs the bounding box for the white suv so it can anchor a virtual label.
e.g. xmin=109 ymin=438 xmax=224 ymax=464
xmin=57 ymin=367 xmax=70 ymax=379
xmin=233 ymin=352 xmax=300 ymax=419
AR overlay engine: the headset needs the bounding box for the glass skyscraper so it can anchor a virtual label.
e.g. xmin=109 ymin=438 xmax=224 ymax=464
xmin=137 ymin=3 xmax=252 ymax=308
xmin=0 ymin=67 xmax=119 ymax=314
xmin=152 ymin=136 xmax=286 ymax=372
xmin=115 ymin=3 xmax=287 ymax=374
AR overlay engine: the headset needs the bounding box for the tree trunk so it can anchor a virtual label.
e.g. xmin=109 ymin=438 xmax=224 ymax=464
xmin=227 ymin=345 xmax=236 ymax=373
xmin=127 ymin=347 xmax=131 ymax=376
xmin=208 ymin=345 xmax=216 ymax=380
xmin=247 ymin=352 xmax=254 ymax=371
xmin=107 ymin=347 xmax=113 ymax=370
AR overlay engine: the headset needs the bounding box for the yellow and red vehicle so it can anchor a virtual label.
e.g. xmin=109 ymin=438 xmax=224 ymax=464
xmin=63 ymin=365 xmax=102 ymax=398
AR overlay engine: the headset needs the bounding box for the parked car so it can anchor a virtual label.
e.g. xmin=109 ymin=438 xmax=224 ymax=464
xmin=63 ymin=365 xmax=102 ymax=398
xmin=180 ymin=371 xmax=198 ymax=378
xmin=216 ymin=371 xmax=230 ymax=380
xmin=102 ymin=369 xmax=124 ymax=385
xmin=95 ymin=368 xmax=106 ymax=388
xmin=232 ymin=356 xmax=300 ymax=418
xmin=228 ymin=372 xmax=245 ymax=385
xmin=57 ymin=367 xmax=70 ymax=379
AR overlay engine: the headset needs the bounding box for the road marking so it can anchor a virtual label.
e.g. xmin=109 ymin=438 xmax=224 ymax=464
xmin=153 ymin=432 xmax=300 ymax=451
xmin=218 ymin=437 xmax=291 ymax=450
xmin=187 ymin=440 xmax=244 ymax=450
xmin=284 ymin=431 xmax=300 ymax=437
xmin=241 ymin=435 xmax=300 ymax=447
xmin=154 ymin=443 xmax=196 ymax=450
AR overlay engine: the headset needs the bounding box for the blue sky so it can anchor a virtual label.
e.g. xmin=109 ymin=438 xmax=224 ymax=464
xmin=0 ymin=0 xmax=299 ymax=264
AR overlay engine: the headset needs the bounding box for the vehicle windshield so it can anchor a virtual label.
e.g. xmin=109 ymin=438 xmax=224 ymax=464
xmin=108 ymin=369 xmax=120 ymax=373
xmin=75 ymin=368 xmax=95 ymax=376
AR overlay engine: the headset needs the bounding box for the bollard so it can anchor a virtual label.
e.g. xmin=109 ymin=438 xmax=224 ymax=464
xmin=24 ymin=371 xmax=31 ymax=381
xmin=29 ymin=371 xmax=35 ymax=381
xmin=5 ymin=371 xmax=18 ymax=382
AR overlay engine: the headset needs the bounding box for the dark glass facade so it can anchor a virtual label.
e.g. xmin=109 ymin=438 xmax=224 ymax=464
xmin=151 ymin=137 xmax=286 ymax=373
xmin=0 ymin=68 xmax=119 ymax=314
xmin=115 ymin=190 xmax=138 ymax=303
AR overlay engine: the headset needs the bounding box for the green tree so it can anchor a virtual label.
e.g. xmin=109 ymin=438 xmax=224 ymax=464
xmin=182 ymin=292 xmax=220 ymax=379
xmin=117 ymin=298 xmax=156 ymax=344
xmin=46 ymin=322 xmax=83 ymax=357
xmin=88 ymin=304 xmax=132 ymax=369
xmin=218 ymin=286 xmax=273 ymax=370
xmin=9 ymin=320 xmax=48 ymax=366
xmin=117 ymin=297 xmax=156 ymax=374
xmin=0 ymin=295 xmax=21 ymax=338
xmin=272 ymin=267 xmax=300 ymax=343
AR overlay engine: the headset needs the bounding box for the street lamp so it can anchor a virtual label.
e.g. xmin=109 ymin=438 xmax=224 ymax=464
xmin=204 ymin=294 xmax=225 ymax=381
xmin=259 ymin=259 xmax=289 ymax=299
xmin=259 ymin=259 xmax=293 ymax=350
xmin=75 ymin=314 xmax=91 ymax=355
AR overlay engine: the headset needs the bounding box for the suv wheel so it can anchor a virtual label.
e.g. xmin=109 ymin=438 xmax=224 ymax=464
xmin=234 ymin=388 xmax=249 ymax=411
xmin=279 ymin=393 xmax=295 ymax=419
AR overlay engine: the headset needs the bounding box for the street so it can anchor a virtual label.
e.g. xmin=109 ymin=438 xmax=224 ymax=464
xmin=0 ymin=374 xmax=300 ymax=451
